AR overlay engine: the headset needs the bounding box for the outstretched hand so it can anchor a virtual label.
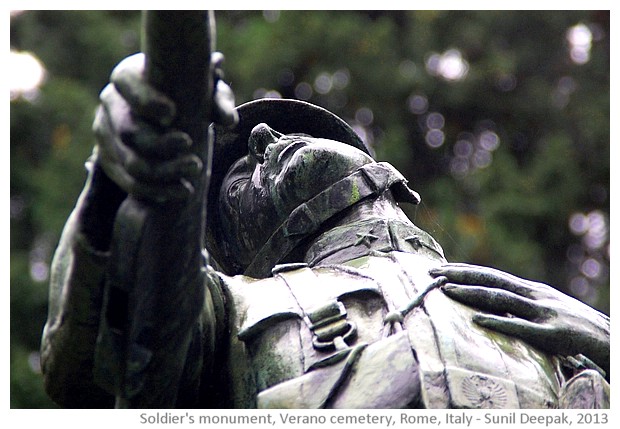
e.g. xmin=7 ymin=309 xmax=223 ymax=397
xmin=430 ymin=263 xmax=609 ymax=377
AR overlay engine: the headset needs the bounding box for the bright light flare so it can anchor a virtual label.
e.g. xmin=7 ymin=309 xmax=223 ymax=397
xmin=10 ymin=50 xmax=46 ymax=101
xmin=567 ymin=23 xmax=592 ymax=65
xmin=426 ymin=49 xmax=469 ymax=82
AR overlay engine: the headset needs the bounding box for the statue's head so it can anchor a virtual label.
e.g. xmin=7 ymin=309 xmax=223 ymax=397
xmin=207 ymin=99 xmax=418 ymax=277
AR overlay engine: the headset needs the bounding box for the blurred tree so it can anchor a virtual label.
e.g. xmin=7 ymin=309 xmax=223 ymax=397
xmin=10 ymin=10 xmax=609 ymax=408
xmin=10 ymin=10 xmax=143 ymax=408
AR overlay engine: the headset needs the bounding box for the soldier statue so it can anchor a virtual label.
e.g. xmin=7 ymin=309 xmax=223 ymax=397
xmin=40 ymin=16 xmax=609 ymax=409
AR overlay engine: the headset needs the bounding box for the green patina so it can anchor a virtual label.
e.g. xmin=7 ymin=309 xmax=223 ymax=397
xmin=484 ymin=328 xmax=559 ymax=386
xmin=350 ymin=181 xmax=361 ymax=205
xmin=344 ymin=255 xmax=371 ymax=270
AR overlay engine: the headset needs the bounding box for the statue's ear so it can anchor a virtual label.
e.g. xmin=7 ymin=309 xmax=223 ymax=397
xmin=391 ymin=181 xmax=421 ymax=205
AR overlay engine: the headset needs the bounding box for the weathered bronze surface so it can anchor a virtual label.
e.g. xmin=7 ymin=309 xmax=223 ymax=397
xmin=40 ymin=11 xmax=609 ymax=409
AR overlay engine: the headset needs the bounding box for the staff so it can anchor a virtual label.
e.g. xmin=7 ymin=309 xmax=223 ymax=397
xmin=95 ymin=11 xmax=215 ymax=408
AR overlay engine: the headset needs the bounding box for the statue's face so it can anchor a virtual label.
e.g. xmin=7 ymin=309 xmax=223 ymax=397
xmin=218 ymin=123 xmax=374 ymax=267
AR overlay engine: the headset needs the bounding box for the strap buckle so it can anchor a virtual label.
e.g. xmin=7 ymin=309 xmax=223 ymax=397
xmin=306 ymin=300 xmax=357 ymax=351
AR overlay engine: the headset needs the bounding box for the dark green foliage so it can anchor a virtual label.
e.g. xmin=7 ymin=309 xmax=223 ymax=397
xmin=10 ymin=10 xmax=609 ymax=408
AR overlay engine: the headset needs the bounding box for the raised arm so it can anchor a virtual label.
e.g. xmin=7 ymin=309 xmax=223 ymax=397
xmin=40 ymin=156 xmax=125 ymax=407
xmin=40 ymin=13 xmax=236 ymax=408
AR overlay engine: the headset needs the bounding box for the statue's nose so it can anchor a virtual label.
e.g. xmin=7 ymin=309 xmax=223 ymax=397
xmin=248 ymin=123 xmax=282 ymax=163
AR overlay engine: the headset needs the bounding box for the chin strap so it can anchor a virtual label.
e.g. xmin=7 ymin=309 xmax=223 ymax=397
xmin=244 ymin=162 xmax=420 ymax=278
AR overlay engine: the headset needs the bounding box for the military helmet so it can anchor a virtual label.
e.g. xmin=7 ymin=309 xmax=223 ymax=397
xmin=207 ymin=98 xmax=421 ymax=277
xmin=206 ymin=98 xmax=371 ymax=275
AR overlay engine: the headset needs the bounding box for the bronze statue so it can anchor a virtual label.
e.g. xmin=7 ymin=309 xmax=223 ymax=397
xmin=40 ymin=12 xmax=609 ymax=409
